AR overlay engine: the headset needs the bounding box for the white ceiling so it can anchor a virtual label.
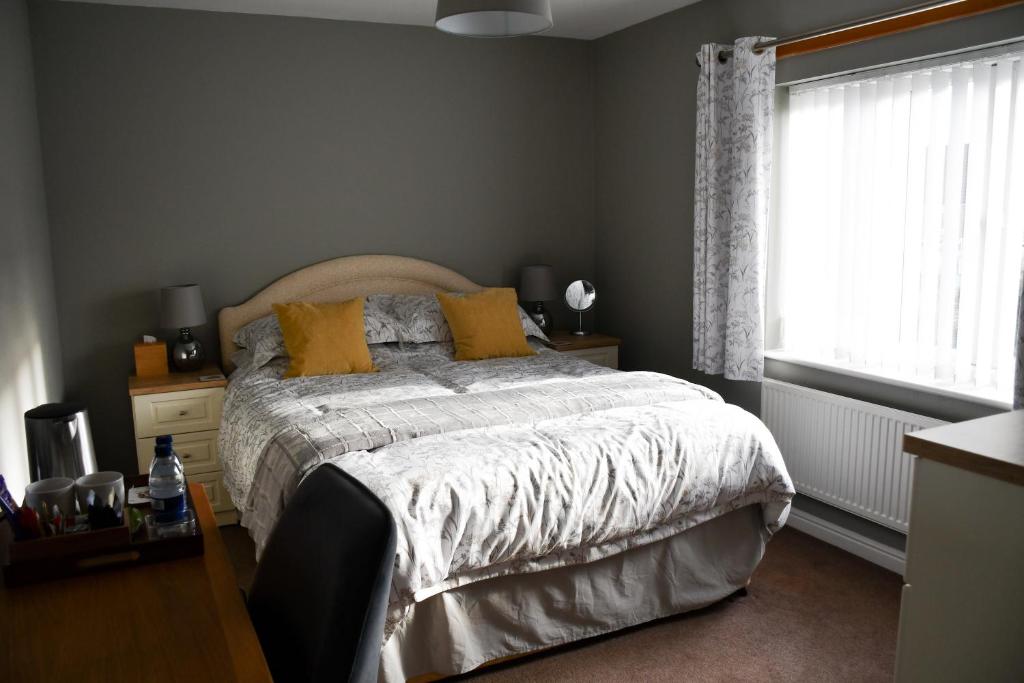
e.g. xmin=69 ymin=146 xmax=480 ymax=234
xmin=59 ymin=0 xmax=704 ymax=40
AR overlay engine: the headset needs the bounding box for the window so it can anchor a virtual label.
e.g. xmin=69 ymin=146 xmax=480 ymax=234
xmin=771 ymin=45 xmax=1024 ymax=404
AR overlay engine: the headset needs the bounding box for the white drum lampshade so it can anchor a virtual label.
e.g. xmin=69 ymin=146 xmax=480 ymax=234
xmin=435 ymin=0 xmax=553 ymax=37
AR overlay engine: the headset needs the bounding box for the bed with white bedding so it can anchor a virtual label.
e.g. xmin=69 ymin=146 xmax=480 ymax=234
xmin=217 ymin=255 xmax=794 ymax=682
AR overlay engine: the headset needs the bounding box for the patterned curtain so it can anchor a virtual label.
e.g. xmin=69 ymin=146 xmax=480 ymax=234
xmin=693 ymin=37 xmax=775 ymax=381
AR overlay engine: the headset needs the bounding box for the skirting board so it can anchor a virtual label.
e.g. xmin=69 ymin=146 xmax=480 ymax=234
xmin=786 ymin=508 xmax=906 ymax=576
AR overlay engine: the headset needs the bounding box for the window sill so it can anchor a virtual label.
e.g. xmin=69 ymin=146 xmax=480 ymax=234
xmin=763 ymin=350 xmax=1013 ymax=411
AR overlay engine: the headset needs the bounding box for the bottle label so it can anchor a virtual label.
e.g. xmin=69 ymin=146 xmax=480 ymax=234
xmin=152 ymin=492 xmax=187 ymax=524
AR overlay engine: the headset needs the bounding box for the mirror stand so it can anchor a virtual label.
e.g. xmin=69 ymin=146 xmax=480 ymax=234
xmin=564 ymin=279 xmax=596 ymax=336
xmin=572 ymin=310 xmax=590 ymax=336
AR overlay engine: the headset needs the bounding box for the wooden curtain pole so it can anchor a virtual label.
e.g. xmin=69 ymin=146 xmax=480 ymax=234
xmin=708 ymin=0 xmax=1024 ymax=64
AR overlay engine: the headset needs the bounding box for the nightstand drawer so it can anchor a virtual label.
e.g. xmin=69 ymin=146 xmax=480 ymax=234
xmin=136 ymin=429 xmax=221 ymax=475
xmin=190 ymin=471 xmax=233 ymax=513
xmin=563 ymin=346 xmax=618 ymax=369
xmin=132 ymin=387 xmax=224 ymax=438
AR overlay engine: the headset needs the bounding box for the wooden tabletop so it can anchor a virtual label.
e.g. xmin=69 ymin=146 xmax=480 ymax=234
xmin=546 ymin=331 xmax=621 ymax=352
xmin=128 ymin=364 xmax=227 ymax=396
xmin=0 ymin=484 xmax=270 ymax=682
xmin=903 ymin=409 xmax=1024 ymax=487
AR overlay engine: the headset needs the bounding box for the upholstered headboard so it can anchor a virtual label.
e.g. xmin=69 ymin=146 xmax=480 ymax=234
xmin=218 ymin=255 xmax=484 ymax=372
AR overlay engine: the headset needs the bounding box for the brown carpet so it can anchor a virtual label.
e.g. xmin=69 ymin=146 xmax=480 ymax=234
xmin=220 ymin=526 xmax=901 ymax=682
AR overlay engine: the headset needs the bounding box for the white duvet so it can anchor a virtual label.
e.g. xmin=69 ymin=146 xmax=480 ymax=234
xmin=219 ymin=342 xmax=794 ymax=640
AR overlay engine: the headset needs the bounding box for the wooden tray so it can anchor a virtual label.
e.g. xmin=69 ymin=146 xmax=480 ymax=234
xmin=3 ymin=478 xmax=204 ymax=586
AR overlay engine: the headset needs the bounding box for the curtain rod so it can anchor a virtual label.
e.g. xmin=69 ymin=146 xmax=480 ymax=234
xmin=699 ymin=0 xmax=1021 ymax=66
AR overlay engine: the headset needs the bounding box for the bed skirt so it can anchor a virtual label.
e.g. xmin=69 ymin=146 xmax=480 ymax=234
xmin=380 ymin=504 xmax=768 ymax=682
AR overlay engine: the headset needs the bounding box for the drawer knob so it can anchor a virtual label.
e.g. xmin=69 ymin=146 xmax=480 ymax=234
xmin=178 ymin=410 xmax=189 ymax=417
xmin=181 ymin=452 xmax=192 ymax=460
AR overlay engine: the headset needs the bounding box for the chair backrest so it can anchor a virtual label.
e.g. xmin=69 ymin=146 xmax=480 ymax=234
xmin=247 ymin=465 xmax=397 ymax=683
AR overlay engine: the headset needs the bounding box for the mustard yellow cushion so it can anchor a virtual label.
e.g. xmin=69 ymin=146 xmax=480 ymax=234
xmin=436 ymin=288 xmax=536 ymax=361
xmin=273 ymin=299 xmax=377 ymax=377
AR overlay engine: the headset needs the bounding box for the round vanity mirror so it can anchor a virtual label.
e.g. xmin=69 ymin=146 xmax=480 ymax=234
xmin=564 ymin=280 xmax=596 ymax=335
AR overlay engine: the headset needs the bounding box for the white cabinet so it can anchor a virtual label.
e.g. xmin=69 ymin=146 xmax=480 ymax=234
xmin=548 ymin=332 xmax=621 ymax=370
xmin=129 ymin=371 xmax=236 ymax=526
xmin=896 ymin=412 xmax=1024 ymax=682
xmin=559 ymin=345 xmax=619 ymax=369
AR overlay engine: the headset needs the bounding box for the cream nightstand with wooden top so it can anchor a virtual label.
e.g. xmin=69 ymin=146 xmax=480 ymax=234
xmin=128 ymin=365 xmax=237 ymax=525
xmin=547 ymin=332 xmax=621 ymax=369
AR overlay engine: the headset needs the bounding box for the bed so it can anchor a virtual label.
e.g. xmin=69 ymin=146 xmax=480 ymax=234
xmin=217 ymin=255 xmax=794 ymax=682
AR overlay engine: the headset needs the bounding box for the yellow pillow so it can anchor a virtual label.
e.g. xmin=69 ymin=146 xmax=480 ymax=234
xmin=273 ymin=299 xmax=377 ymax=377
xmin=437 ymin=288 xmax=536 ymax=361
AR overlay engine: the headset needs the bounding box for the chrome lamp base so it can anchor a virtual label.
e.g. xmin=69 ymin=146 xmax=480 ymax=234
xmin=528 ymin=302 xmax=553 ymax=336
xmin=172 ymin=327 xmax=205 ymax=372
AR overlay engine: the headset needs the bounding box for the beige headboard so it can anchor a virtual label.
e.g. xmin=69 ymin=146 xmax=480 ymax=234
xmin=218 ymin=254 xmax=484 ymax=372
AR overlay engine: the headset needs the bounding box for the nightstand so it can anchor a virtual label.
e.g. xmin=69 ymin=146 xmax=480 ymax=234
xmin=546 ymin=331 xmax=621 ymax=369
xmin=128 ymin=365 xmax=237 ymax=526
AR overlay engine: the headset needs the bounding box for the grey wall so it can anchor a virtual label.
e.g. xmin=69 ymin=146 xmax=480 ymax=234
xmin=593 ymin=0 xmax=1024 ymax=548
xmin=0 ymin=0 xmax=65 ymax=497
xmin=593 ymin=0 xmax=1024 ymax=420
xmin=19 ymin=0 xmax=1021 ymax=531
xmin=28 ymin=1 xmax=595 ymax=476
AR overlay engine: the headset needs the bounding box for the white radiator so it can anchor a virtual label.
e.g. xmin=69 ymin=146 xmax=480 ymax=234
xmin=761 ymin=379 xmax=946 ymax=533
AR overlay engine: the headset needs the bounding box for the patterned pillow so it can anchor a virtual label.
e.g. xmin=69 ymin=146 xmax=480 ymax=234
xmin=232 ymin=293 xmax=549 ymax=368
xmin=232 ymin=314 xmax=286 ymax=369
xmin=518 ymin=305 xmax=550 ymax=341
xmin=365 ymin=293 xmax=549 ymax=343
xmin=363 ymin=295 xmax=423 ymax=343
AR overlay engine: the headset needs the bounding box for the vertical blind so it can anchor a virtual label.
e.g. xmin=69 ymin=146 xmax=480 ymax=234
xmin=775 ymin=46 xmax=1024 ymax=401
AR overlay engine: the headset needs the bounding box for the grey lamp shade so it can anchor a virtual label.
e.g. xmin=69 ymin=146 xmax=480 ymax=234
xmin=519 ymin=265 xmax=557 ymax=301
xmin=160 ymin=284 xmax=206 ymax=329
xmin=435 ymin=0 xmax=552 ymax=37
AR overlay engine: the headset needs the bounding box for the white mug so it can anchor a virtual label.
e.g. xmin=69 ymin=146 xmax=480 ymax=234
xmin=75 ymin=471 xmax=125 ymax=513
xmin=25 ymin=477 xmax=76 ymax=519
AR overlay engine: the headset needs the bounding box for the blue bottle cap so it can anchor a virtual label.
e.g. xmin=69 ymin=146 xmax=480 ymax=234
xmin=156 ymin=435 xmax=173 ymax=445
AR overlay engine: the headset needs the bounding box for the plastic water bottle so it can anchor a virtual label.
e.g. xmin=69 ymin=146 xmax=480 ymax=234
xmin=149 ymin=434 xmax=187 ymax=524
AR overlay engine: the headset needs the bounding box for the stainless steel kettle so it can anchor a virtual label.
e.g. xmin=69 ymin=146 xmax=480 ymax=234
xmin=24 ymin=402 xmax=97 ymax=481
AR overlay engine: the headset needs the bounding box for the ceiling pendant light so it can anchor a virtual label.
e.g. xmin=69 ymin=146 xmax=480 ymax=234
xmin=435 ymin=0 xmax=553 ymax=38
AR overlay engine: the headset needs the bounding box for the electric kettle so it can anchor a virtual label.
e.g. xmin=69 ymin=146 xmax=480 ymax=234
xmin=24 ymin=402 xmax=97 ymax=482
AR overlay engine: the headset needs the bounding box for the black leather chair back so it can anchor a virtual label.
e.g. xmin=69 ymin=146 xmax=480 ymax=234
xmin=247 ymin=466 xmax=397 ymax=683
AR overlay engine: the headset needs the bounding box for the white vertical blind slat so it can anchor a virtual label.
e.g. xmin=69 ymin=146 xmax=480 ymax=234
xmin=778 ymin=50 xmax=1024 ymax=401
xmin=1001 ymin=61 xmax=1024 ymax=396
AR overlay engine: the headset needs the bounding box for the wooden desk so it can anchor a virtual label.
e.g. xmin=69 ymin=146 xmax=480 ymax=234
xmin=1 ymin=484 xmax=270 ymax=682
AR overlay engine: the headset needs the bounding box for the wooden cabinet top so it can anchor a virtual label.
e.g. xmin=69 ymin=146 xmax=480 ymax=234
xmin=546 ymin=331 xmax=621 ymax=352
xmin=903 ymin=410 xmax=1024 ymax=487
xmin=129 ymin=364 xmax=227 ymax=396
xmin=0 ymin=484 xmax=270 ymax=682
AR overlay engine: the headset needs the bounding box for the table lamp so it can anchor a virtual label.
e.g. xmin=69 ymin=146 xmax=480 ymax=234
xmin=519 ymin=265 xmax=557 ymax=335
xmin=160 ymin=284 xmax=207 ymax=372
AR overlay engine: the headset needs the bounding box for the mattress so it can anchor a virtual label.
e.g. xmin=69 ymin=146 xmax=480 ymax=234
xmin=219 ymin=340 xmax=794 ymax=655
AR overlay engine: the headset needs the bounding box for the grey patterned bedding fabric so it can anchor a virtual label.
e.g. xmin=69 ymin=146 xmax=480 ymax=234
xmin=232 ymin=294 xmax=548 ymax=368
xmin=219 ymin=341 xmax=793 ymax=641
